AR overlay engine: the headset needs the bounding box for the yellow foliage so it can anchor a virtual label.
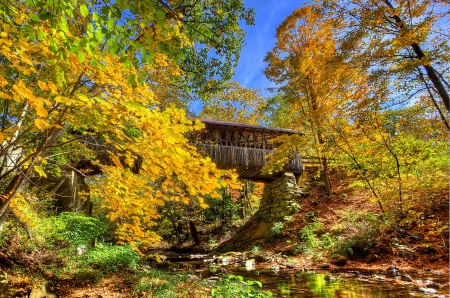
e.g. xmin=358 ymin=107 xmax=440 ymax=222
xmin=0 ymin=5 xmax=238 ymax=252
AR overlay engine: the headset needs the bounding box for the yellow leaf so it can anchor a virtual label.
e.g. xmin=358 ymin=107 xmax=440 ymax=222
xmin=54 ymin=96 xmax=68 ymax=102
xmin=77 ymin=94 xmax=93 ymax=105
xmin=36 ymin=106 xmax=48 ymax=117
xmin=0 ymin=77 xmax=8 ymax=87
xmin=0 ymin=132 xmax=3 ymax=143
xmin=35 ymin=118 xmax=49 ymax=129
xmin=0 ymin=91 xmax=11 ymax=100
xmin=0 ymin=32 xmax=7 ymax=37
xmin=37 ymin=81 xmax=50 ymax=91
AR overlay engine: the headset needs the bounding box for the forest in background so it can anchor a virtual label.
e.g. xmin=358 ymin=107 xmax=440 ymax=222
xmin=0 ymin=0 xmax=448 ymax=296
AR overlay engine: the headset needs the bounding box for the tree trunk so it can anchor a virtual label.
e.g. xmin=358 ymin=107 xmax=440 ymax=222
xmin=317 ymin=133 xmax=333 ymax=196
xmin=321 ymin=156 xmax=333 ymax=196
xmin=189 ymin=221 xmax=201 ymax=246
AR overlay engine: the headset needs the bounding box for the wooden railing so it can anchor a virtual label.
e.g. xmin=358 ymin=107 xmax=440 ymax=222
xmin=194 ymin=144 xmax=303 ymax=174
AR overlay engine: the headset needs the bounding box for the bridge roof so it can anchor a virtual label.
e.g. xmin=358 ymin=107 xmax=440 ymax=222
xmin=194 ymin=118 xmax=304 ymax=135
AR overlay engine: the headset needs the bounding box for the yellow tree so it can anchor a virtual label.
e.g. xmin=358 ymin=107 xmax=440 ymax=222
xmin=0 ymin=0 xmax=245 ymax=250
xmin=264 ymin=5 xmax=369 ymax=195
xmin=199 ymin=81 xmax=266 ymax=124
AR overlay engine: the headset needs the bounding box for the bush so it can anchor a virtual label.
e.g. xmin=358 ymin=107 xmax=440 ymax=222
xmin=84 ymin=243 xmax=140 ymax=272
xmin=269 ymin=222 xmax=284 ymax=239
xmin=334 ymin=210 xmax=379 ymax=256
xmin=211 ymin=275 xmax=273 ymax=298
xmin=292 ymin=219 xmax=327 ymax=257
xmin=295 ymin=210 xmax=379 ymax=258
xmin=55 ymin=212 xmax=107 ymax=246
xmin=134 ymin=270 xmax=207 ymax=297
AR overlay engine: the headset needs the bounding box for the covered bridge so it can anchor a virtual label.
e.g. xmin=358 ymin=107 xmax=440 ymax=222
xmin=188 ymin=118 xmax=304 ymax=181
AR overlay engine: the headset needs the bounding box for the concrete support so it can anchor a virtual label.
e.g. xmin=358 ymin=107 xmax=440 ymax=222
xmin=259 ymin=172 xmax=304 ymax=222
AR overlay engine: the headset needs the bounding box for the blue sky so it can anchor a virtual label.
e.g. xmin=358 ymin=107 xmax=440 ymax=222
xmin=190 ymin=1 xmax=303 ymax=114
xmin=233 ymin=1 xmax=304 ymax=95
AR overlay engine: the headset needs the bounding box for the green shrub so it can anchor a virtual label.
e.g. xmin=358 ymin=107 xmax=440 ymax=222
xmin=56 ymin=212 xmax=107 ymax=246
xmin=251 ymin=245 xmax=261 ymax=254
xmin=300 ymin=220 xmax=324 ymax=252
xmin=84 ymin=243 xmax=139 ymax=272
xmin=295 ymin=211 xmax=379 ymax=258
xmin=335 ymin=210 xmax=379 ymax=256
xmin=33 ymin=213 xmax=108 ymax=249
xmin=211 ymin=275 xmax=273 ymax=298
xmin=269 ymin=222 xmax=284 ymax=239
xmin=134 ymin=270 xmax=207 ymax=297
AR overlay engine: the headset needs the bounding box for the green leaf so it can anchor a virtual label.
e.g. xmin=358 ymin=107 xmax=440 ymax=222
xmin=37 ymin=29 xmax=45 ymax=40
xmin=59 ymin=31 xmax=67 ymax=40
xmin=77 ymin=52 xmax=85 ymax=62
xmin=100 ymin=6 xmax=109 ymax=15
xmin=156 ymin=10 xmax=165 ymax=21
xmin=177 ymin=51 xmax=185 ymax=60
xmin=87 ymin=23 xmax=95 ymax=33
xmin=60 ymin=16 xmax=68 ymax=32
xmin=89 ymin=57 xmax=99 ymax=66
xmin=95 ymin=30 xmax=103 ymax=42
xmin=30 ymin=14 xmax=40 ymax=23
xmin=38 ymin=11 xmax=52 ymax=21
xmin=127 ymin=74 xmax=136 ymax=87
xmin=80 ymin=4 xmax=89 ymax=18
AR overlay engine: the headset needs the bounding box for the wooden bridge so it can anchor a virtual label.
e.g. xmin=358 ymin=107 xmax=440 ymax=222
xmin=34 ymin=118 xmax=305 ymax=215
xmin=188 ymin=118 xmax=304 ymax=181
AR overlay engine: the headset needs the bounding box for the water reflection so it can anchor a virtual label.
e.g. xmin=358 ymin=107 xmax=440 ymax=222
xmin=216 ymin=268 xmax=448 ymax=298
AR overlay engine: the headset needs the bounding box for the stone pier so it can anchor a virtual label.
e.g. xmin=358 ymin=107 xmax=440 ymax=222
xmin=259 ymin=172 xmax=304 ymax=222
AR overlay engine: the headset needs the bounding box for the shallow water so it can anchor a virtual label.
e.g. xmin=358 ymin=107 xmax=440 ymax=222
xmin=171 ymin=261 xmax=449 ymax=298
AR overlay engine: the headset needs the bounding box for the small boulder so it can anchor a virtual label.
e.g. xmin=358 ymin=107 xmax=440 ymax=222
xmin=419 ymin=287 xmax=437 ymax=294
xmin=400 ymin=274 xmax=413 ymax=282
xmin=317 ymin=263 xmax=330 ymax=269
xmin=386 ymin=264 xmax=400 ymax=277
xmin=374 ymin=275 xmax=386 ymax=281
xmin=245 ymin=259 xmax=256 ymax=271
xmin=330 ymin=255 xmax=348 ymax=266
xmin=324 ymin=275 xmax=336 ymax=281
xmin=425 ymin=280 xmax=441 ymax=289
xmin=221 ymin=256 xmax=231 ymax=266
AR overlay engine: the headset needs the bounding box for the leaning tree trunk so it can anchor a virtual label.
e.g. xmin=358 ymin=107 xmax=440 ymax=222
xmin=382 ymin=0 xmax=450 ymax=113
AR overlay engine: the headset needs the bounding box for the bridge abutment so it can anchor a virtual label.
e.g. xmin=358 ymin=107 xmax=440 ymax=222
xmin=259 ymin=172 xmax=304 ymax=222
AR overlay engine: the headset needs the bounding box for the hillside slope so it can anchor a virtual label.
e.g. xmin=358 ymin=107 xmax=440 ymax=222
xmin=224 ymin=172 xmax=449 ymax=273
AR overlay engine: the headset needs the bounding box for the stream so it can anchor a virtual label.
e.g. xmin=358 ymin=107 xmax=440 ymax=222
xmin=168 ymin=257 xmax=449 ymax=298
xmin=0 ymin=259 xmax=448 ymax=297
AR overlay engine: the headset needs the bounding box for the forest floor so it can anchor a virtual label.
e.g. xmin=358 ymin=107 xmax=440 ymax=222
xmin=219 ymin=172 xmax=449 ymax=275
